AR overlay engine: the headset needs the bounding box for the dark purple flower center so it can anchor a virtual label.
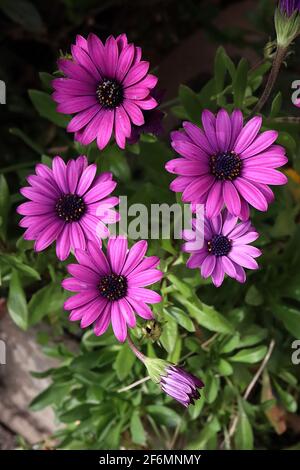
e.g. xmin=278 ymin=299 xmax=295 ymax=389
xmin=210 ymin=151 xmax=242 ymax=181
xmin=207 ymin=234 xmax=231 ymax=257
xmin=98 ymin=273 xmax=127 ymax=301
xmin=96 ymin=78 xmax=123 ymax=109
xmin=56 ymin=194 xmax=85 ymax=222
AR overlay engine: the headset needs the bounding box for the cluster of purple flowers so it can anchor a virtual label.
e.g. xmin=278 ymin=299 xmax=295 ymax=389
xmin=17 ymin=31 xmax=288 ymax=406
xmin=165 ymin=108 xmax=287 ymax=287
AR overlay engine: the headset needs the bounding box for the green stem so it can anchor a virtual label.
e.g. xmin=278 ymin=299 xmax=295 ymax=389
xmin=252 ymin=45 xmax=287 ymax=114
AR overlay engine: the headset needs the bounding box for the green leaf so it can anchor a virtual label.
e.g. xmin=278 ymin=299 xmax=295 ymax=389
xmin=7 ymin=269 xmax=28 ymax=330
xmin=0 ymin=0 xmax=45 ymax=33
xmin=219 ymin=334 xmax=240 ymax=353
xmin=164 ymin=306 xmax=195 ymax=332
xmin=160 ymin=315 xmax=178 ymax=354
xmin=245 ymin=285 xmax=263 ymax=306
xmin=216 ymin=358 xmax=233 ymax=376
xmin=269 ymin=91 xmax=282 ymax=118
xmin=174 ymin=295 xmax=234 ymax=334
xmin=59 ymin=404 xmax=91 ymax=423
xmin=114 ymin=343 xmax=135 ymax=381
xmin=230 ymin=345 xmax=267 ymax=364
xmin=234 ymin=400 xmax=254 ymax=450
xmin=28 ymin=89 xmax=70 ymax=127
xmin=0 ymin=174 xmax=10 ymax=240
xmin=205 ymin=373 xmax=220 ymax=404
xmin=39 ymin=72 xmax=54 ymax=92
xmin=146 ymin=405 xmax=181 ymax=427
xmin=28 ymin=283 xmax=66 ymax=325
xmin=30 ymin=383 xmax=70 ymax=411
xmin=214 ymin=47 xmax=227 ymax=96
xmin=186 ymin=416 xmax=220 ymax=450
xmin=98 ymin=145 xmax=130 ymax=181
xmin=167 ymin=273 xmax=193 ymax=298
xmin=1 ymin=254 xmax=40 ymax=280
xmin=273 ymin=305 xmax=300 ymax=338
xmin=70 ymin=351 xmax=103 ymax=371
xmin=238 ymin=325 xmax=268 ymax=348
xmin=188 ymin=394 xmax=205 ymax=420
xmin=233 ymin=58 xmax=248 ymax=107
xmin=273 ymin=380 xmax=297 ymax=413
xmin=169 ymin=335 xmax=182 ymax=364
xmin=179 ymin=85 xmax=202 ymax=124
xmin=130 ymin=410 xmax=146 ymax=446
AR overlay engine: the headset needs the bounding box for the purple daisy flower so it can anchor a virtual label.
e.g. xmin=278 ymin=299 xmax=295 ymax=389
xmin=17 ymin=156 xmax=119 ymax=261
xmin=160 ymin=365 xmax=204 ymax=407
xmin=280 ymin=0 xmax=300 ymax=16
xmin=182 ymin=209 xmax=261 ymax=287
xmin=62 ymin=237 xmax=163 ymax=342
xmin=53 ymin=34 xmax=158 ymax=150
xmin=166 ymin=109 xmax=288 ymax=220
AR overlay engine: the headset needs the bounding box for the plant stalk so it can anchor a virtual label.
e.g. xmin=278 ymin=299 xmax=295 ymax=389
xmin=252 ymin=46 xmax=287 ymax=114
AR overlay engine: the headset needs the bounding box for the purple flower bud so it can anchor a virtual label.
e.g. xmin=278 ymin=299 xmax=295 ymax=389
xmin=279 ymin=0 xmax=300 ymax=16
xmin=160 ymin=365 xmax=204 ymax=407
xmin=128 ymin=88 xmax=165 ymax=144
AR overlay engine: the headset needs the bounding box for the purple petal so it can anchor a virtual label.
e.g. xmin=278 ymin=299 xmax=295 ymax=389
xmin=107 ymin=236 xmax=128 ymax=273
xmin=211 ymin=258 xmax=225 ymax=287
xmin=240 ymin=130 xmax=278 ymax=159
xmin=205 ymin=181 xmax=224 ymax=218
xmin=93 ymin=302 xmax=111 ymax=336
xmin=233 ymin=116 xmax=262 ymax=154
xmin=127 ymin=297 xmax=154 ymax=320
xmin=97 ymin=110 xmax=114 ymax=150
xmin=76 ymin=163 xmax=97 ymax=196
xmin=111 ymin=301 xmax=127 ymax=342
xmin=223 ymin=181 xmax=241 ymax=216
xmin=201 ymin=255 xmax=216 ymax=278
xmin=234 ymin=178 xmax=268 ymax=211
xmin=202 ymin=109 xmax=218 ymax=152
xmin=56 ymin=224 xmax=71 ymax=261
xmin=229 ymin=109 xmax=243 ymax=148
xmin=216 ymin=109 xmax=231 ymax=151
xmin=121 ymin=240 xmax=148 ymax=276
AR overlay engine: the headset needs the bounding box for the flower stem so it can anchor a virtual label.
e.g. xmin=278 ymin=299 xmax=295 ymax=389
xmin=252 ymin=45 xmax=287 ymax=114
xmin=118 ymin=376 xmax=150 ymax=393
xmin=126 ymin=334 xmax=146 ymax=363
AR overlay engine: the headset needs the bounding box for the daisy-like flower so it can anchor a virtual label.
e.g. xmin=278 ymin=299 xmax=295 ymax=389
xmin=166 ymin=109 xmax=288 ymax=220
xmin=17 ymin=156 xmax=119 ymax=261
xmin=182 ymin=210 xmax=261 ymax=287
xmin=53 ymin=34 xmax=158 ymax=150
xmin=62 ymin=237 xmax=163 ymax=342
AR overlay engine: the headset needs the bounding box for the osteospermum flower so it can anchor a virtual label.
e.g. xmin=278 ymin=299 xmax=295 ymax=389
xmin=166 ymin=109 xmax=288 ymax=220
xmin=62 ymin=237 xmax=163 ymax=342
xmin=182 ymin=210 xmax=261 ymax=287
xmin=141 ymin=356 xmax=204 ymax=407
xmin=17 ymin=156 xmax=119 ymax=261
xmin=53 ymin=34 xmax=158 ymax=150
